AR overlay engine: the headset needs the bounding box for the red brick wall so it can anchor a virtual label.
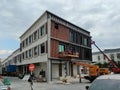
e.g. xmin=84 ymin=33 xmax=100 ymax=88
xmin=51 ymin=21 xmax=69 ymax=41
xmin=50 ymin=21 xmax=69 ymax=58
xmin=50 ymin=39 xmax=59 ymax=58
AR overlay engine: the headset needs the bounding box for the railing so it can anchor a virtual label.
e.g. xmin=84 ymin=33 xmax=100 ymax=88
xmin=59 ymin=51 xmax=79 ymax=58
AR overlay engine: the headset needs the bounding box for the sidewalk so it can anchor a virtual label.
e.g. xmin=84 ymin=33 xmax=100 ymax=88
xmin=52 ymin=77 xmax=90 ymax=84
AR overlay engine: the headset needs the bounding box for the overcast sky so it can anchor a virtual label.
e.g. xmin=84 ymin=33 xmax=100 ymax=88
xmin=0 ymin=0 xmax=120 ymax=58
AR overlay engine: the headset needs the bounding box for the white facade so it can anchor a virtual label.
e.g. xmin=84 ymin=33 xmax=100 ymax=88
xmin=92 ymin=48 xmax=120 ymax=64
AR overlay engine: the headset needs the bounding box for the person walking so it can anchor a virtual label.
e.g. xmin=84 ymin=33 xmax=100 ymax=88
xmin=28 ymin=72 xmax=33 ymax=90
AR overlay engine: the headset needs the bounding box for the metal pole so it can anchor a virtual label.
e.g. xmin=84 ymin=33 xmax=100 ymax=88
xmin=78 ymin=66 xmax=81 ymax=83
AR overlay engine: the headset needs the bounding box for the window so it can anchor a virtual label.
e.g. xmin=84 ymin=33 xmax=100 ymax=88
xmin=22 ymin=41 xmax=25 ymax=48
xmin=29 ymin=35 xmax=32 ymax=44
xmin=117 ymin=53 xmax=120 ymax=59
xmin=83 ymin=37 xmax=88 ymax=46
xmin=84 ymin=48 xmax=91 ymax=59
xmin=69 ymin=45 xmax=76 ymax=52
xmin=19 ymin=54 xmax=21 ymax=63
xmin=98 ymin=56 xmax=100 ymax=61
xmin=26 ymin=38 xmax=28 ymax=46
xmin=14 ymin=57 xmax=17 ymax=64
xmin=54 ymin=22 xmax=59 ymax=29
xmin=110 ymin=54 xmax=114 ymax=61
xmin=76 ymin=33 xmax=80 ymax=44
xmin=34 ymin=46 xmax=38 ymax=56
xmin=26 ymin=51 xmax=28 ymax=58
xmin=20 ymin=43 xmax=22 ymax=51
xmin=34 ymin=31 xmax=38 ymax=40
xmin=22 ymin=53 xmax=24 ymax=60
xmin=103 ymin=55 xmax=106 ymax=60
xmin=40 ymin=25 xmax=45 ymax=36
xmin=70 ymin=30 xmax=74 ymax=42
xmin=58 ymin=44 xmax=65 ymax=52
xmin=29 ymin=49 xmax=32 ymax=57
xmin=41 ymin=43 xmax=45 ymax=53
xmin=80 ymin=35 xmax=82 ymax=45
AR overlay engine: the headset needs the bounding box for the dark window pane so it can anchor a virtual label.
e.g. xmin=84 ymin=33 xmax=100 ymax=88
xmin=54 ymin=22 xmax=59 ymax=29
xmin=41 ymin=43 xmax=45 ymax=53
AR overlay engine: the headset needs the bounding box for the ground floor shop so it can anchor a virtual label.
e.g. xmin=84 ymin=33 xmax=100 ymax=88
xmin=16 ymin=59 xmax=87 ymax=82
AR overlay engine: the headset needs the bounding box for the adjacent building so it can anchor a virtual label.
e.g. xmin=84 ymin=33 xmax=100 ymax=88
xmin=3 ymin=11 xmax=92 ymax=82
xmin=92 ymin=48 xmax=120 ymax=64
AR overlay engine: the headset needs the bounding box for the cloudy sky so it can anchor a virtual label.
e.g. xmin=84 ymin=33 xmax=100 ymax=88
xmin=0 ymin=0 xmax=120 ymax=58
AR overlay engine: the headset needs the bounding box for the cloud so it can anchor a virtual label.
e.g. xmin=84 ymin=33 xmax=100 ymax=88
xmin=0 ymin=50 xmax=13 ymax=58
xmin=0 ymin=0 xmax=120 ymax=57
xmin=0 ymin=50 xmax=13 ymax=55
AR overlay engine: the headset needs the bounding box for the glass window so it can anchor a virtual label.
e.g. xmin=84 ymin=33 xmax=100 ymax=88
xmin=26 ymin=38 xmax=28 ymax=46
xmin=22 ymin=41 xmax=25 ymax=48
xmin=84 ymin=48 xmax=90 ymax=59
xmin=110 ymin=54 xmax=114 ymax=61
xmin=58 ymin=45 xmax=65 ymax=52
xmin=54 ymin=22 xmax=59 ymax=29
xmin=29 ymin=35 xmax=32 ymax=44
xmin=20 ymin=43 xmax=22 ymax=51
xmin=41 ymin=43 xmax=45 ymax=53
xmin=103 ymin=55 xmax=106 ymax=60
xmin=34 ymin=46 xmax=38 ymax=56
xmin=34 ymin=31 xmax=38 ymax=40
xmin=83 ymin=37 xmax=88 ymax=46
xmin=70 ymin=45 xmax=76 ymax=52
xmin=117 ymin=53 xmax=120 ymax=59
xmin=70 ymin=31 xmax=74 ymax=42
xmin=76 ymin=33 xmax=80 ymax=44
xmin=29 ymin=49 xmax=32 ymax=57
xmin=98 ymin=56 xmax=100 ymax=61
xmin=19 ymin=54 xmax=21 ymax=62
xmin=14 ymin=57 xmax=17 ymax=64
xmin=22 ymin=53 xmax=24 ymax=60
xmin=40 ymin=25 xmax=45 ymax=36
xmin=26 ymin=51 xmax=28 ymax=58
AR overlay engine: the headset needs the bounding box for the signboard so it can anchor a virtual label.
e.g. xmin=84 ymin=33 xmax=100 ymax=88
xmin=29 ymin=64 xmax=35 ymax=72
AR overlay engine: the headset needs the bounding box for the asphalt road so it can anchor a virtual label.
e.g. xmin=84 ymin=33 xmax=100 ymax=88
xmin=8 ymin=77 xmax=90 ymax=90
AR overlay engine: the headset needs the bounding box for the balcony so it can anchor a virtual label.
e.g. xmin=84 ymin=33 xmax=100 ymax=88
xmin=59 ymin=50 xmax=79 ymax=58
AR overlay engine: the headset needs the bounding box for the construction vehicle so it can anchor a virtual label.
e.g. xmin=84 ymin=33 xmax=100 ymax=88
xmin=92 ymin=41 xmax=120 ymax=73
xmin=75 ymin=62 xmax=110 ymax=82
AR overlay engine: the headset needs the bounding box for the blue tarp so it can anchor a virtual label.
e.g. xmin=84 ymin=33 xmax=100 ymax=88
xmin=6 ymin=65 xmax=16 ymax=72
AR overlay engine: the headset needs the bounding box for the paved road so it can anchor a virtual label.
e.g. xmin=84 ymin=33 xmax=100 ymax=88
xmin=8 ymin=77 xmax=90 ymax=90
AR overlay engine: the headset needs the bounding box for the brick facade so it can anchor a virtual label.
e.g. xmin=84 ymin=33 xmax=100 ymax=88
xmin=50 ymin=21 xmax=70 ymax=58
xmin=50 ymin=39 xmax=59 ymax=58
xmin=51 ymin=21 xmax=69 ymax=41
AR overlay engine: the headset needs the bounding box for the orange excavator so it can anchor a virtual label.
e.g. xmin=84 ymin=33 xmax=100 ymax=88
xmin=92 ymin=41 xmax=120 ymax=73
xmin=75 ymin=62 xmax=110 ymax=82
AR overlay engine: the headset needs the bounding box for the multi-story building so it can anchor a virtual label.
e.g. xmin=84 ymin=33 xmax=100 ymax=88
xmin=92 ymin=48 xmax=120 ymax=64
xmin=3 ymin=11 xmax=92 ymax=82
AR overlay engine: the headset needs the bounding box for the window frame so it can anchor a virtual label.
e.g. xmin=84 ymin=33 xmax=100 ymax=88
xmin=40 ymin=43 xmax=46 ymax=54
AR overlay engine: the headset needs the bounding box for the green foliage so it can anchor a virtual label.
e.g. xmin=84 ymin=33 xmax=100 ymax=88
xmin=117 ymin=61 xmax=120 ymax=68
xmin=95 ymin=62 xmax=109 ymax=68
xmin=95 ymin=60 xmax=120 ymax=68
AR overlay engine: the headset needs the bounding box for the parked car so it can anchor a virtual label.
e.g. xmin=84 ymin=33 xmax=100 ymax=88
xmin=0 ymin=80 xmax=11 ymax=90
xmin=85 ymin=74 xmax=120 ymax=90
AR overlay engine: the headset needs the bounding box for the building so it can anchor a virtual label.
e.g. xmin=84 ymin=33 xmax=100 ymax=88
xmin=92 ymin=48 xmax=120 ymax=64
xmin=3 ymin=11 xmax=92 ymax=82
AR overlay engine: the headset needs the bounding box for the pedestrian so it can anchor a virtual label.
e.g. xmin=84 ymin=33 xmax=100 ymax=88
xmin=28 ymin=73 xmax=33 ymax=90
xmin=28 ymin=76 xmax=33 ymax=85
